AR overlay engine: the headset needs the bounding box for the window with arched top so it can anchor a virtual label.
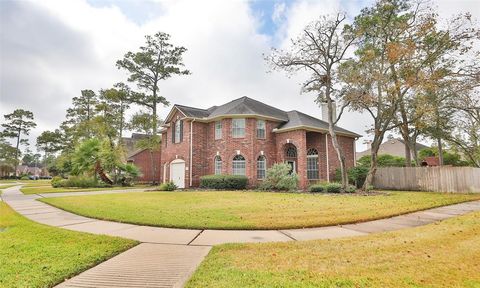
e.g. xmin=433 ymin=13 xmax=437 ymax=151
xmin=257 ymin=155 xmax=266 ymax=179
xmin=285 ymin=145 xmax=297 ymax=158
xmin=307 ymin=148 xmax=319 ymax=180
xmin=214 ymin=156 xmax=222 ymax=175
xmin=232 ymin=155 xmax=246 ymax=175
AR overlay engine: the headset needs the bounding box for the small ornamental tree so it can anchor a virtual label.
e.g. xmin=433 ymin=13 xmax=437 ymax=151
xmin=259 ymin=163 xmax=298 ymax=191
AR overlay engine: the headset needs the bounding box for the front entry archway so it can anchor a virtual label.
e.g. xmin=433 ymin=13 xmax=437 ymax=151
xmin=170 ymin=159 xmax=186 ymax=188
xmin=284 ymin=143 xmax=297 ymax=174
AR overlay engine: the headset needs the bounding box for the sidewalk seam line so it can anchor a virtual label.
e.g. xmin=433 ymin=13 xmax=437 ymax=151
xmin=277 ymin=230 xmax=297 ymax=241
xmin=187 ymin=230 xmax=204 ymax=245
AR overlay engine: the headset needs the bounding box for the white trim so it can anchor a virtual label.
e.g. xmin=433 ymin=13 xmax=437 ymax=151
xmin=164 ymin=106 xmax=188 ymax=123
xmin=163 ymin=163 xmax=167 ymax=183
xmin=325 ymin=134 xmax=330 ymax=182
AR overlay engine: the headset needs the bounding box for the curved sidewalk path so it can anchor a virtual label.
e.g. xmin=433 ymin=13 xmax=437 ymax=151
xmin=3 ymin=186 xmax=480 ymax=287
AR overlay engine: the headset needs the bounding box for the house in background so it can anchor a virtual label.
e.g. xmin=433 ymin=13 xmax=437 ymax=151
xmin=356 ymin=138 xmax=428 ymax=160
xmin=123 ymin=133 xmax=162 ymax=183
xmin=160 ymin=96 xmax=360 ymax=189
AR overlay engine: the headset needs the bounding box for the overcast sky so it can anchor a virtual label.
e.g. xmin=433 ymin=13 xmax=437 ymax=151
xmin=1 ymin=0 xmax=478 ymax=153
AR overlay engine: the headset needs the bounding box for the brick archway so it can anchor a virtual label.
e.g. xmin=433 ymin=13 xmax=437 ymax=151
xmin=284 ymin=143 xmax=297 ymax=174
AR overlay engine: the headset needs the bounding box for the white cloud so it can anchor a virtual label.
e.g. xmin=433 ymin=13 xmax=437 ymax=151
xmin=272 ymin=2 xmax=287 ymax=24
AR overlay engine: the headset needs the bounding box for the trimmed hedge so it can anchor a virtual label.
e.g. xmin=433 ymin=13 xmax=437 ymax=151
xmin=325 ymin=183 xmax=342 ymax=193
xmin=309 ymin=184 xmax=324 ymax=193
xmin=200 ymin=175 xmax=248 ymax=190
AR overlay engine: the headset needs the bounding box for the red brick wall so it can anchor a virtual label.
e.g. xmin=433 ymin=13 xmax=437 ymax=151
xmin=129 ymin=149 xmax=161 ymax=183
xmin=204 ymin=118 xmax=279 ymax=187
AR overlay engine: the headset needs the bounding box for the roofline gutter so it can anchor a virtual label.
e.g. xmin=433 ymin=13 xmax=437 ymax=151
xmin=180 ymin=114 xmax=287 ymax=123
xmin=273 ymin=125 xmax=361 ymax=138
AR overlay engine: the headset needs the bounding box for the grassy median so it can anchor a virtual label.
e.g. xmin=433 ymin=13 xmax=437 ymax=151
xmin=0 ymin=202 xmax=137 ymax=288
xmin=40 ymin=191 xmax=480 ymax=229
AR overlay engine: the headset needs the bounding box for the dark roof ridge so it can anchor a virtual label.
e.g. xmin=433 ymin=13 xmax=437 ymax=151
xmin=175 ymin=104 xmax=209 ymax=112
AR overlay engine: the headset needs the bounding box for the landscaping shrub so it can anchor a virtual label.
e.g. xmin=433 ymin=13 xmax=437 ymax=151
xmin=51 ymin=176 xmax=64 ymax=188
xmin=325 ymin=183 xmax=342 ymax=193
xmin=20 ymin=175 xmax=30 ymax=180
xmin=58 ymin=176 xmax=108 ymax=188
xmin=309 ymin=184 xmax=324 ymax=193
xmin=157 ymin=181 xmax=177 ymax=191
xmin=347 ymin=166 xmax=369 ymax=188
xmin=259 ymin=163 xmax=298 ymax=191
xmin=200 ymin=175 xmax=248 ymax=190
xmin=345 ymin=185 xmax=357 ymax=193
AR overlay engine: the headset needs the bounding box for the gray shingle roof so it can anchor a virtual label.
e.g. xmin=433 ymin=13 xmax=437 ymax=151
xmin=169 ymin=96 xmax=360 ymax=137
xmin=207 ymin=96 xmax=289 ymax=121
xmin=279 ymin=111 xmax=361 ymax=136
xmin=175 ymin=104 xmax=211 ymax=118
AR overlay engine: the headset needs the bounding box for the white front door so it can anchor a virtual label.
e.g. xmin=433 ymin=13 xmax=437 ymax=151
xmin=170 ymin=160 xmax=185 ymax=188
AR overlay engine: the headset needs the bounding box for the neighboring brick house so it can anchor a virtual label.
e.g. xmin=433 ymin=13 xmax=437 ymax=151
xmin=127 ymin=149 xmax=162 ymax=183
xmin=160 ymin=96 xmax=360 ymax=189
xmin=124 ymin=133 xmax=162 ymax=183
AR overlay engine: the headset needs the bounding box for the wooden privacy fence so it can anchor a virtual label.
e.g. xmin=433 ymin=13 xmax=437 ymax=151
xmin=373 ymin=167 xmax=480 ymax=193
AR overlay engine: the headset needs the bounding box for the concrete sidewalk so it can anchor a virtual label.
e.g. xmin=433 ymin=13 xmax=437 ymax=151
xmin=3 ymin=185 xmax=480 ymax=287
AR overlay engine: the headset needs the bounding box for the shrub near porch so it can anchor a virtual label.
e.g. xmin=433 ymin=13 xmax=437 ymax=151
xmin=41 ymin=191 xmax=480 ymax=230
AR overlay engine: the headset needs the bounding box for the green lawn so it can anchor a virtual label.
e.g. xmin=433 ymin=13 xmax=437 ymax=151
xmin=21 ymin=185 xmax=147 ymax=195
xmin=40 ymin=191 xmax=480 ymax=229
xmin=187 ymin=211 xmax=480 ymax=288
xmin=0 ymin=202 xmax=137 ymax=288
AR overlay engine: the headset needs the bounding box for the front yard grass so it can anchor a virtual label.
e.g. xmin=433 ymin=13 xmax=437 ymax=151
xmin=21 ymin=185 xmax=147 ymax=195
xmin=40 ymin=191 xmax=480 ymax=230
xmin=187 ymin=211 xmax=480 ymax=287
xmin=0 ymin=202 xmax=137 ymax=288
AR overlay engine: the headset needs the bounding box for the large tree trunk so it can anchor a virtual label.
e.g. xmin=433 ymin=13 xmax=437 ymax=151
xmin=363 ymin=129 xmax=385 ymax=190
xmin=95 ymin=160 xmax=113 ymax=185
xmin=437 ymin=137 xmax=444 ymax=166
xmin=325 ymin=93 xmax=348 ymax=189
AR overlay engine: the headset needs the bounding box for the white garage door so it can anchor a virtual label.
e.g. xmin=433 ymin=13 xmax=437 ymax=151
xmin=170 ymin=160 xmax=185 ymax=188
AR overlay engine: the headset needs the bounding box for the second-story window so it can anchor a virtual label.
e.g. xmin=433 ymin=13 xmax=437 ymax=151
xmin=256 ymin=120 xmax=266 ymax=139
xmin=215 ymin=120 xmax=222 ymax=139
xmin=232 ymin=118 xmax=245 ymax=138
xmin=173 ymin=120 xmax=183 ymax=143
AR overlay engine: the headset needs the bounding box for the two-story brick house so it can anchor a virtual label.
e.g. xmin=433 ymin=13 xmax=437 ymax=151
xmin=160 ymin=96 xmax=360 ymax=189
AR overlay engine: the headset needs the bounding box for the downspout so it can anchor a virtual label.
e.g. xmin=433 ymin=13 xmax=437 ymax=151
xmin=353 ymin=138 xmax=357 ymax=167
xmin=190 ymin=119 xmax=195 ymax=187
xmin=325 ymin=133 xmax=330 ymax=182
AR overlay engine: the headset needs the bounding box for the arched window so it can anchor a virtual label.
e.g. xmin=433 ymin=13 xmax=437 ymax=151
xmin=232 ymin=155 xmax=246 ymax=175
xmin=285 ymin=145 xmax=297 ymax=157
xmin=214 ymin=156 xmax=222 ymax=175
xmin=307 ymin=148 xmax=319 ymax=180
xmin=257 ymin=155 xmax=266 ymax=179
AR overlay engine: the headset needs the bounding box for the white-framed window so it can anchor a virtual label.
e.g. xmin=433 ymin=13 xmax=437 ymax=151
xmin=307 ymin=148 xmax=319 ymax=180
xmin=215 ymin=121 xmax=222 ymax=140
xmin=257 ymin=155 xmax=266 ymax=179
xmin=214 ymin=156 xmax=222 ymax=175
xmin=256 ymin=120 xmax=266 ymax=139
xmin=231 ymin=118 xmax=245 ymax=138
xmin=174 ymin=120 xmax=182 ymax=143
xmin=232 ymin=154 xmax=246 ymax=175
